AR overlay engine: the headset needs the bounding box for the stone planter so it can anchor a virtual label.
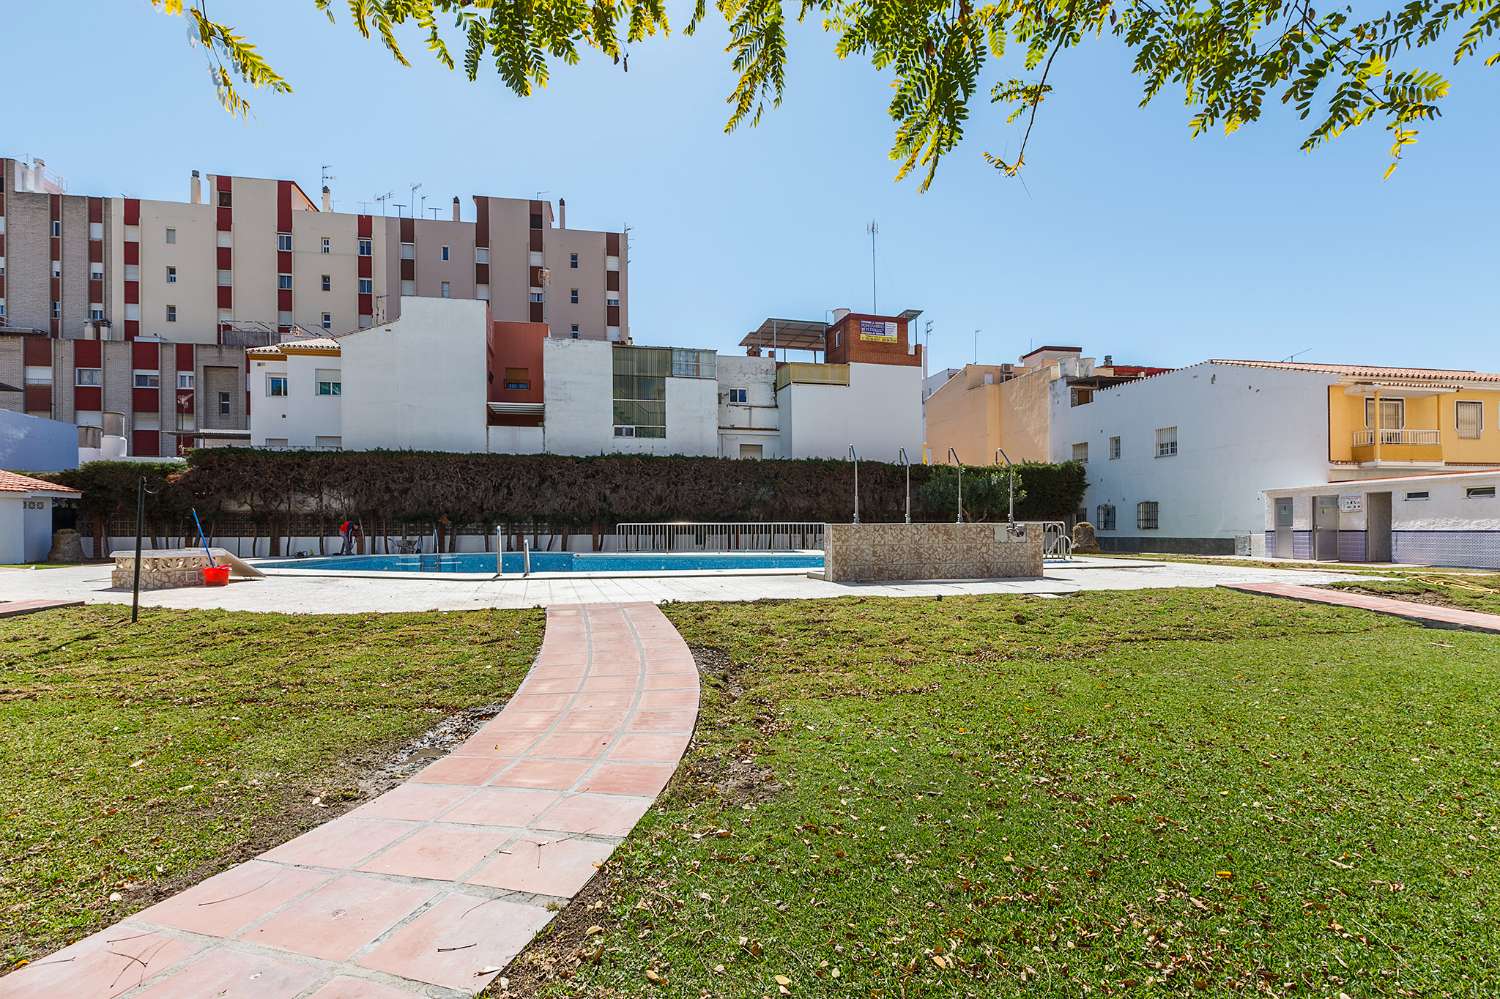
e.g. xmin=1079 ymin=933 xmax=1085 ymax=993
xmin=821 ymin=521 xmax=1044 ymax=582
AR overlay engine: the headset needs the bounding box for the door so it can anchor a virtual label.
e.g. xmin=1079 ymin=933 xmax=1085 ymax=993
xmin=1366 ymin=491 xmax=1392 ymax=563
xmin=1313 ymin=495 xmax=1340 ymax=561
xmin=1273 ymin=498 xmax=1293 ymax=558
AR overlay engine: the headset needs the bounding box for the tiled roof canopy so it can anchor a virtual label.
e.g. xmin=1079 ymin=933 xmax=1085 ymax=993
xmin=0 ymin=470 xmax=80 ymax=494
xmin=1209 ymin=359 xmax=1500 ymax=383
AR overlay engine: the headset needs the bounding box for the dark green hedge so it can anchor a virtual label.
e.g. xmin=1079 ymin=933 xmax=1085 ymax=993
xmin=50 ymin=451 xmax=1086 ymax=542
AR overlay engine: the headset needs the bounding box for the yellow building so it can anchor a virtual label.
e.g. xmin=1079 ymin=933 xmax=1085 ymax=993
xmin=1313 ymin=364 xmax=1500 ymax=473
xmin=924 ymin=347 xmax=1164 ymax=464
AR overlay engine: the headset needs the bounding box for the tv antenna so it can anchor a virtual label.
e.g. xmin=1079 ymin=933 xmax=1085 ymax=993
xmin=373 ymin=191 xmax=394 ymax=215
xmin=865 ymin=220 xmax=879 ymax=313
xmin=409 ymin=182 xmax=422 ymax=219
xmin=1281 ymin=347 xmax=1313 ymax=362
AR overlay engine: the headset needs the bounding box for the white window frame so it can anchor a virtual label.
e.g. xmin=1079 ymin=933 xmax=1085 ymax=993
xmin=176 ymin=371 xmax=195 ymax=390
xmin=1456 ymin=400 xmax=1483 ymax=439
xmin=475 ymin=247 xmax=490 ymax=264
xmin=277 ymin=273 xmax=293 ymax=290
xmin=276 ymin=232 xmax=293 ymax=252
xmin=358 ymin=277 xmax=374 ymax=295
xmin=569 ymin=252 xmax=579 ymax=269
xmin=357 ymin=238 xmax=372 ymax=257
xmin=165 ymin=304 xmax=177 ymax=323
xmin=132 ymin=370 xmax=161 ymax=389
xmin=75 ymin=367 xmax=103 ymax=387
xmin=1071 ymin=442 xmax=1088 ymax=463
xmin=1108 ymin=435 xmax=1121 ymax=460
xmin=1365 ymin=397 xmax=1406 ymax=429
xmin=321 ymin=274 xmax=332 ymax=292
xmin=1155 ymin=427 xmax=1178 ymax=458
xmin=1137 ymin=500 xmax=1160 ymax=530
xmin=321 ymin=236 xmax=331 ymax=254
xmin=440 ymin=244 xmax=450 ymax=261
xmin=440 ymin=281 xmax=451 ymax=299
xmin=165 ymin=227 xmax=177 ymax=244
xmin=321 ymin=312 xmax=332 ymax=331
xmin=570 ymin=288 xmax=579 ymax=304
xmin=267 ymin=375 xmax=288 ymax=397
xmin=166 ymin=265 xmax=177 ymax=284
xmin=728 ymin=387 xmax=748 ymax=404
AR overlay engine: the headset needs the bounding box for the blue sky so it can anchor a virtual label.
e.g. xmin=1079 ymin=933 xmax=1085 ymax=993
xmin=6 ymin=2 xmax=1496 ymax=372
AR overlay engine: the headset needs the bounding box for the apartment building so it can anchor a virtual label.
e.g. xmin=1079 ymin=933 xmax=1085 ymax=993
xmin=0 ymin=154 xmax=628 ymax=457
xmin=250 ymin=299 xmax=925 ymax=462
xmin=1050 ymin=359 xmax=1500 ymax=554
xmin=925 ymin=347 xmax=1167 ymax=464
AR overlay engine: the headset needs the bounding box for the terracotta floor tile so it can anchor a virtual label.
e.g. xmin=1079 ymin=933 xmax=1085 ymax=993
xmin=466 ymin=835 xmax=616 ymax=898
xmin=531 ymin=731 xmax=615 ymax=759
xmin=533 ymin=793 xmax=655 ymax=836
xmin=572 ymin=690 xmax=635 ymax=711
xmin=578 ymin=762 xmax=675 ymax=797
xmin=357 ymin=891 xmax=555 ymax=991
xmin=240 ymin=873 xmax=435 ymax=961
xmin=487 ymin=710 xmax=560 ymax=733
xmin=410 ymin=754 xmax=512 ymax=786
xmin=134 ymin=861 xmax=328 ymax=938
xmin=580 ymin=674 xmax=638 ymax=692
xmin=0 ymin=927 xmax=202 ymax=999
xmin=585 ymin=656 xmax=640 ymax=677
xmin=130 ymin=948 xmax=323 ymax=999
xmin=352 ymin=782 xmax=475 ymax=822
xmin=557 ymin=708 xmax=629 ymax=733
xmin=629 ymin=708 xmax=698 ymax=732
xmin=304 ymin=976 xmax=417 ymax=999
xmin=638 ymin=688 xmax=699 ymax=710
xmin=358 ymin=825 xmax=512 ymax=881
xmin=440 ymin=787 xmax=563 ymax=827
xmin=488 ymin=757 xmax=593 ymax=791
xmin=609 ymin=732 xmax=691 ymax=763
xmin=455 ymin=730 xmax=539 ymax=758
xmin=644 ymin=671 xmax=700 ymax=691
xmin=508 ymin=691 xmax=572 ymax=711
xmin=521 ymin=676 xmax=583 ymax=695
xmin=261 ymin=817 xmax=417 ymax=869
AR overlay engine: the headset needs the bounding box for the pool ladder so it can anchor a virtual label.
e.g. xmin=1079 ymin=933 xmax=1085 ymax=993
xmin=494 ymin=529 xmax=532 ymax=577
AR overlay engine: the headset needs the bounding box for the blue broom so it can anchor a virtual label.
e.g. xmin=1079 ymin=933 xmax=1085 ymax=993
xmin=190 ymin=508 xmax=216 ymax=567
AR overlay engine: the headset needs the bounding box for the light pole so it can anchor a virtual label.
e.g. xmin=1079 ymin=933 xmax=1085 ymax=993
xmin=973 ymin=328 xmax=980 ymax=364
xmin=866 ymin=220 xmax=878 ymax=313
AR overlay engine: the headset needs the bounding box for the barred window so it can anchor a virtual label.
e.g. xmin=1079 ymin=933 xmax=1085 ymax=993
xmin=1137 ymin=501 xmax=1159 ymax=530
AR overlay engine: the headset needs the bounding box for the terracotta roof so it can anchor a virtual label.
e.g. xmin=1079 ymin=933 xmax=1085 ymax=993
xmin=0 ymin=470 xmax=80 ymax=495
xmin=1209 ymin=359 xmax=1500 ymax=383
xmin=246 ymin=336 xmax=341 ymax=356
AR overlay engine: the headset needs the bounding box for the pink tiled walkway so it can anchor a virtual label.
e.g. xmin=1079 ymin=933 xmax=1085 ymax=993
xmin=1 ymin=603 xmax=699 ymax=999
xmin=1225 ymin=582 xmax=1500 ymax=634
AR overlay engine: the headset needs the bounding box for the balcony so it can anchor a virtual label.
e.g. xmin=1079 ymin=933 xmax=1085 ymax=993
xmin=1351 ymin=427 xmax=1442 ymax=464
xmin=775 ymin=362 xmax=849 ymax=391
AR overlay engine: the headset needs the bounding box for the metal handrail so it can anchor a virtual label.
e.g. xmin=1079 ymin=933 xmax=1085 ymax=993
xmin=1352 ymin=428 xmax=1439 ymax=446
xmin=614 ymin=522 xmax=826 ymax=552
xmin=896 ymin=447 xmax=911 ymax=524
xmin=848 ymin=445 xmax=860 ymax=525
xmin=994 ymin=447 xmax=1015 ymax=523
xmin=946 ymin=447 xmax=963 ymax=524
xmin=523 ymin=538 xmax=532 ymax=576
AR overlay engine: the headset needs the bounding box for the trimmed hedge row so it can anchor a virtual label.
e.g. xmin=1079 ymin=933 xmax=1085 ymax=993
xmin=49 ymin=450 xmax=1086 ymax=549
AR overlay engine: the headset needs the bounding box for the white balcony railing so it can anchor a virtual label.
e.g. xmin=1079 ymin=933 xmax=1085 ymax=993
xmin=1352 ymin=428 xmax=1440 ymax=447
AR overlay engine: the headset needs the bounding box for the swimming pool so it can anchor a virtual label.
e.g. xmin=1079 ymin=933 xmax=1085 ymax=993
xmin=256 ymin=551 xmax=824 ymax=576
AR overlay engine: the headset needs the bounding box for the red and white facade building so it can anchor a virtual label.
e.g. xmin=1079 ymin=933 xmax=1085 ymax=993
xmin=0 ymin=155 xmax=628 ymax=457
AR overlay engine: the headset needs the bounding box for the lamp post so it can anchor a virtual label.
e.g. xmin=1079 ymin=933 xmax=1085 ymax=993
xmin=946 ymin=447 xmax=963 ymax=524
xmin=848 ymin=445 xmax=860 ymax=525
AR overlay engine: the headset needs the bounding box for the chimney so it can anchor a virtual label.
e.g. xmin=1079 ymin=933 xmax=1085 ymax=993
xmin=1102 ymin=354 xmax=1113 ymax=367
xmin=191 ymin=169 xmax=202 ymax=204
xmin=321 ymin=185 xmax=332 ymax=212
xmin=451 ymin=196 xmax=460 ymax=222
xmin=832 ymin=308 xmax=851 ymax=323
xmin=558 ymin=198 xmax=566 ymax=229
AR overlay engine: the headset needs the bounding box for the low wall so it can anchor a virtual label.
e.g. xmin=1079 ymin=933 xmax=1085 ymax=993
xmin=822 ymin=522 xmax=1043 ymax=582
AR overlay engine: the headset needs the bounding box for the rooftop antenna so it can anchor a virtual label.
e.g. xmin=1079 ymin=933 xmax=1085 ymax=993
xmin=374 ymin=191 xmax=394 ymax=216
xmin=1282 ymin=347 xmax=1313 ymax=362
xmin=419 ymin=193 xmax=429 ymax=219
xmin=392 ymin=203 xmax=406 ymax=219
xmin=865 ymin=220 xmax=879 ymax=313
xmin=409 ymin=182 xmax=422 ymax=219
xmin=320 ymin=163 xmax=335 ymax=188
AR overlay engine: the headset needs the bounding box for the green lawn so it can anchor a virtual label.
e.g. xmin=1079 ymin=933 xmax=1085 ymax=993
xmin=1327 ymin=573 xmax=1500 ymax=616
xmin=509 ymin=590 xmax=1499 ymax=997
xmin=0 ymin=604 xmax=543 ymax=969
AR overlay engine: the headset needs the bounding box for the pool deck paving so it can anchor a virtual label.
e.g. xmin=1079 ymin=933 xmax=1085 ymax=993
xmin=1225 ymin=581 xmax=1500 ymax=634
xmin=0 ymin=557 xmax=1373 ymax=614
xmin=0 ymin=602 xmax=698 ymax=999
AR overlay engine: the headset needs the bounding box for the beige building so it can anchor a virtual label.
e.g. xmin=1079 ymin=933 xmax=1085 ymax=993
xmin=0 ymin=155 xmax=629 ymax=456
xmin=925 ymin=347 xmax=1167 ymax=464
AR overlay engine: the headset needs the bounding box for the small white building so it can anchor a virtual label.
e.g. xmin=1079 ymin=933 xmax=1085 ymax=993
xmin=1264 ymin=470 xmax=1500 ymax=568
xmin=0 ymin=471 xmax=79 ymax=564
xmin=248 ymin=337 xmax=344 ymax=450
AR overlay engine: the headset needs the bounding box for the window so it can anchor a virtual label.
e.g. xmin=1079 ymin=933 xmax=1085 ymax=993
xmin=277 ymin=273 xmax=292 ymax=290
xmin=440 ymin=281 xmax=451 ymax=298
xmin=133 ymin=371 xmax=160 ymax=389
xmin=165 ymin=227 xmax=177 ymax=244
xmin=176 ymin=372 xmax=194 ymax=390
xmin=358 ymin=278 xmax=373 ymax=295
xmin=75 ymin=368 xmax=103 ymax=387
xmin=1096 ymin=504 xmax=1116 ymax=531
xmin=51 ymin=260 xmax=61 ymax=278
xmin=440 ymin=245 xmax=450 ymax=261
xmin=316 ymin=370 xmax=341 ymax=396
xmin=1137 ymin=501 xmax=1160 ymax=530
xmin=0 ymin=301 xmax=6 ymax=318
xmin=51 ymin=220 xmax=62 ymax=237
xmin=399 ymin=242 xmax=415 ymax=261
xmin=218 ymin=190 xmax=232 ymax=208
xmin=124 ymin=303 xmax=139 ymax=321
xmin=728 ymin=387 xmax=748 ymax=404
xmin=1404 ymin=491 xmax=1429 ymax=501
xmin=217 ymin=270 xmax=233 ymax=286
xmin=1364 ymin=397 xmax=1405 ymax=429
xmin=671 ymin=348 xmax=716 ymax=379
xmin=52 ymin=301 xmax=61 ymax=319
xmin=569 ymin=252 xmax=579 ymax=269
xmin=1468 ymin=486 xmax=1497 ymax=499
xmin=321 ymin=236 xmax=331 ymax=254
xmin=217 ymin=231 xmax=231 ymax=248
xmin=277 ymin=233 xmax=292 ymax=252
xmin=165 ymin=304 xmax=177 ymax=323
xmin=1155 ymin=426 xmax=1178 ymax=457
xmin=504 ymin=367 xmax=530 ymax=390
xmin=357 ymin=238 xmax=372 ymax=257
xmin=475 ymin=247 xmax=490 ymax=265
xmin=315 ymin=435 xmax=342 ymax=449
xmin=1108 ymin=435 xmax=1121 ymax=460
xmin=570 ymin=288 xmax=579 ymax=304
xmin=321 ymin=312 xmax=332 ymax=331
xmin=89 ymin=306 xmax=104 ymax=321
xmin=612 ymin=346 xmax=670 ymax=439
xmin=529 ymin=291 xmax=544 ymax=303
xmin=1072 ymin=442 xmax=1088 ymax=463
xmin=1456 ymin=400 xmax=1483 ymax=439
xmin=124 ymin=263 xmax=140 ymax=282
xmin=89 ymin=221 xmax=103 ymax=240
xmin=267 ymin=375 xmax=288 ymax=397
xmin=321 ymin=274 xmax=331 ymax=292
xmin=606 ymin=291 xmax=621 ymax=306
xmin=217 ymin=391 xmax=231 ymax=416
xmin=166 ymin=265 xmax=177 ymax=284
xmin=570 ymin=324 xmax=580 ymax=338
xmin=400 ymin=280 xmax=415 ymax=296
xmin=476 ymin=284 xmax=490 ymax=301
xmin=90 ymin=264 xmax=103 ymax=281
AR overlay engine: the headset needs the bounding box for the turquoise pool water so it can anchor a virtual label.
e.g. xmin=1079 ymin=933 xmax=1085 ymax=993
xmin=257 ymin=551 xmax=824 ymax=575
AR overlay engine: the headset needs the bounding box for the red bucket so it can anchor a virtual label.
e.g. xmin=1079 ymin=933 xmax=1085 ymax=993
xmin=201 ymin=565 xmax=231 ymax=587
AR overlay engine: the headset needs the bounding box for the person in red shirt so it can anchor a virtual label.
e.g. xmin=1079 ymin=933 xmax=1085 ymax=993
xmin=339 ymin=519 xmax=354 ymax=555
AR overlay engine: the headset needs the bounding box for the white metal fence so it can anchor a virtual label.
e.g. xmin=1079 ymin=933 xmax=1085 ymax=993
xmin=1022 ymin=520 xmax=1074 ymax=559
xmin=1352 ymin=428 xmax=1440 ymax=446
xmin=614 ymin=522 xmax=825 ymax=552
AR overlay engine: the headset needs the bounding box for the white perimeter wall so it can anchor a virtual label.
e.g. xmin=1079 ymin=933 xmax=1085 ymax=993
xmin=781 ymin=362 xmax=923 ymax=462
xmin=488 ymin=425 xmax=544 ymax=454
xmin=1265 ymin=472 xmax=1500 ymax=531
xmin=542 ymin=338 xmax=717 ymax=456
xmin=341 ymin=297 xmax=489 ymax=452
xmin=1050 ymin=363 xmax=1336 ymax=540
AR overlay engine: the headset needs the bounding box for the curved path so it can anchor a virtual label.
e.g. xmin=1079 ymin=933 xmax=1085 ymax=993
xmin=2 ymin=603 xmax=699 ymax=999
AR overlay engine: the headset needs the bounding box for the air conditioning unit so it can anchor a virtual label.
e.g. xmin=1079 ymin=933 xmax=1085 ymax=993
xmin=613 ymin=425 xmax=636 ymax=438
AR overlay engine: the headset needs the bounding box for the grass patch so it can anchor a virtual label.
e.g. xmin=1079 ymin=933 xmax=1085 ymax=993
xmin=509 ymin=590 xmax=1500 ymax=996
xmin=1327 ymin=574 xmax=1500 ymax=616
xmin=0 ymin=604 xmax=542 ymax=969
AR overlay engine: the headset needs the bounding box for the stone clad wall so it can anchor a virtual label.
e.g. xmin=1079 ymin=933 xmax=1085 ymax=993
xmin=823 ymin=522 xmax=1043 ymax=582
